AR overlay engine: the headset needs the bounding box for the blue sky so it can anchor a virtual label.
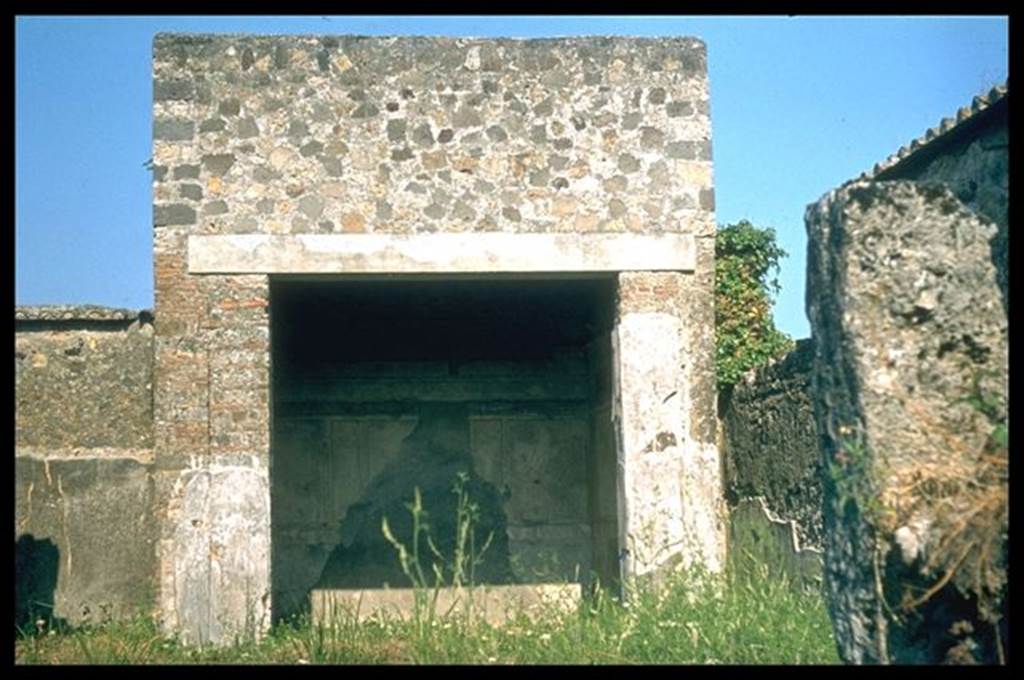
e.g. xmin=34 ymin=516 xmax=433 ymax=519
xmin=15 ymin=15 xmax=1008 ymax=339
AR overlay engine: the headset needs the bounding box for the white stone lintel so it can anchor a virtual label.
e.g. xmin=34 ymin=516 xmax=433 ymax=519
xmin=187 ymin=233 xmax=696 ymax=275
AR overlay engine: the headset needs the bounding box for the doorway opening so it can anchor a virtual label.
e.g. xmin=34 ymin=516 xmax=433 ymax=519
xmin=269 ymin=276 xmax=619 ymax=621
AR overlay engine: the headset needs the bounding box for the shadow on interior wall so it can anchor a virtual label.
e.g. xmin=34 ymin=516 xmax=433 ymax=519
xmin=14 ymin=534 xmax=67 ymax=635
xmin=315 ymin=403 xmax=513 ymax=591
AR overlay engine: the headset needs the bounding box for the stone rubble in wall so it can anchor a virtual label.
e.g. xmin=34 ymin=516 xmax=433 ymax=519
xmin=15 ymin=305 xmax=152 ymax=322
xmin=152 ymin=35 xmax=715 ymax=239
xmin=805 ymin=179 xmax=1007 ymax=665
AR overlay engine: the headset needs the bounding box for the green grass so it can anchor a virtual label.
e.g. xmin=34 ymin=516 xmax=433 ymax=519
xmin=15 ymin=563 xmax=840 ymax=665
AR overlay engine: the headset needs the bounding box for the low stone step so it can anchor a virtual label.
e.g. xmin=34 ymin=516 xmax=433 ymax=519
xmin=311 ymin=583 xmax=582 ymax=627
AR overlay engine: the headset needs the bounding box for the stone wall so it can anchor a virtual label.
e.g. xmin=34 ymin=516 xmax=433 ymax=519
xmin=874 ymin=97 xmax=1007 ymax=313
xmin=718 ymin=94 xmax=1008 ymax=602
xmin=15 ymin=307 xmax=157 ymax=628
xmin=803 ymin=86 xmax=1009 ymax=665
xmin=152 ymin=34 xmax=719 ymax=643
xmin=720 ymin=339 xmax=823 ymax=589
xmin=151 ymin=35 xmax=715 ymax=237
xmin=806 ymin=181 xmax=1007 ymax=664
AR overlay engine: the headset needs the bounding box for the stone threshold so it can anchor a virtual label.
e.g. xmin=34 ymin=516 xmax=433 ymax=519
xmin=311 ymin=583 xmax=582 ymax=627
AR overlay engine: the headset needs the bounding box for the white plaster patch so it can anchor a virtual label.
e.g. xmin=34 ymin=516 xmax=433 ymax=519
xmin=679 ymin=441 xmax=727 ymax=573
xmin=172 ymin=465 xmax=270 ymax=645
xmin=464 ymin=46 xmax=481 ymax=71
xmin=615 ymin=312 xmax=688 ymax=576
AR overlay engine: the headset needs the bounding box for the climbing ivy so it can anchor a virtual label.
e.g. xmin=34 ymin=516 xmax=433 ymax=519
xmin=715 ymin=219 xmax=794 ymax=388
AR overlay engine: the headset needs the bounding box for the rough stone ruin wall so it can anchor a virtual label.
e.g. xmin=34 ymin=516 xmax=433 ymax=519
xmin=719 ymin=339 xmax=823 ymax=589
xmin=874 ymin=101 xmax=1008 ymax=312
xmin=15 ymin=307 xmax=157 ymax=628
xmin=807 ymin=180 xmax=1007 ymax=664
xmin=719 ymin=98 xmax=1008 ymax=600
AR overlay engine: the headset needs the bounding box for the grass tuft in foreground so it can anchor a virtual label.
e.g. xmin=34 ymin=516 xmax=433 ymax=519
xmin=16 ymin=561 xmax=840 ymax=665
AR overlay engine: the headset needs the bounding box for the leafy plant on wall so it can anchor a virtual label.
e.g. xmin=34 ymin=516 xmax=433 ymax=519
xmin=715 ymin=219 xmax=794 ymax=387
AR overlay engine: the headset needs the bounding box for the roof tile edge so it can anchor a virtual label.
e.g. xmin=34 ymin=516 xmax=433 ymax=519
xmin=852 ymin=81 xmax=1007 ymax=184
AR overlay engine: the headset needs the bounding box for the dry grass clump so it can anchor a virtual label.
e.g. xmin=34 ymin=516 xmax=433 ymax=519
xmin=879 ymin=393 xmax=1007 ymax=624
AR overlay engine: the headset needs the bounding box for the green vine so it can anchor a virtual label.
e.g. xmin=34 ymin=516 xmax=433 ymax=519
xmin=715 ymin=220 xmax=794 ymax=388
xmin=826 ymin=424 xmax=889 ymax=523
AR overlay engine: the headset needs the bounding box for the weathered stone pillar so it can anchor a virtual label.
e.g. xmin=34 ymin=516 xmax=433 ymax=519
xmin=151 ymin=67 xmax=273 ymax=640
xmin=153 ymin=271 xmax=273 ymax=645
xmin=806 ymin=181 xmax=1007 ymax=664
xmin=615 ymin=265 xmax=725 ymax=581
